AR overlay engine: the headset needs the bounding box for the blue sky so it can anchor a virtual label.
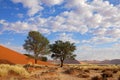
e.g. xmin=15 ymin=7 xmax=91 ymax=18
xmin=0 ymin=0 xmax=120 ymax=60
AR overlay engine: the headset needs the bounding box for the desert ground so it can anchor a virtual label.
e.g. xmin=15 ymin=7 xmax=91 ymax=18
xmin=0 ymin=64 xmax=120 ymax=80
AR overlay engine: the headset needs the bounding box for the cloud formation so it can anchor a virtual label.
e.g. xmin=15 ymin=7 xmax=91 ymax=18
xmin=76 ymin=44 xmax=120 ymax=60
xmin=0 ymin=0 xmax=119 ymax=43
xmin=12 ymin=0 xmax=43 ymax=16
xmin=41 ymin=0 xmax=63 ymax=6
xmin=53 ymin=33 xmax=80 ymax=44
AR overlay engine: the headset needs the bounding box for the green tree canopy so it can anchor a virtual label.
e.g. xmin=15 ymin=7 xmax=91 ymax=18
xmin=23 ymin=31 xmax=49 ymax=64
xmin=50 ymin=40 xmax=76 ymax=67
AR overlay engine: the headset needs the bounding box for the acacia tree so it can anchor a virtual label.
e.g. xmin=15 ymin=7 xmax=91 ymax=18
xmin=23 ymin=31 xmax=49 ymax=64
xmin=50 ymin=40 xmax=76 ymax=67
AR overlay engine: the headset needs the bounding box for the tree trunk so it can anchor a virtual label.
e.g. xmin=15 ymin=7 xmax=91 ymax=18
xmin=60 ymin=60 xmax=64 ymax=67
xmin=35 ymin=59 xmax=37 ymax=64
xmin=34 ymin=53 xmax=38 ymax=64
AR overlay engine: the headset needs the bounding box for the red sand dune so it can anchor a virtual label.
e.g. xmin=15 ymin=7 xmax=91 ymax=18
xmin=0 ymin=45 xmax=53 ymax=65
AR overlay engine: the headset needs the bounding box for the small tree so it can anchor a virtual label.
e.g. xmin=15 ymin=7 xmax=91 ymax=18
xmin=50 ymin=40 xmax=76 ymax=67
xmin=23 ymin=31 xmax=49 ymax=64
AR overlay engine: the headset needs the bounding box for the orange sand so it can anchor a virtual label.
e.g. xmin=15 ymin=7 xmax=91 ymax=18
xmin=0 ymin=45 xmax=53 ymax=65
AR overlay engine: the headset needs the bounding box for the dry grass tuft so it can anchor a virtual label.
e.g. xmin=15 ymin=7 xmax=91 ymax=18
xmin=91 ymin=76 xmax=103 ymax=80
xmin=64 ymin=68 xmax=80 ymax=75
xmin=77 ymin=73 xmax=89 ymax=78
xmin=118 ymin=76 xmax=120 ymax=80
xmin=101 ymin=71 xmax=113 ymax=78
xmin=0 ymin=64 xmax=29 ymax=78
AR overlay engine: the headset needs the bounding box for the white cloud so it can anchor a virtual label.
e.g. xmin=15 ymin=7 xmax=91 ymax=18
xmin=92 ymin=28 xmax=107 ymax=36
xmin=85 ymin=14 xmax=103 ymax=28
xmin=0 ymin=19 xmax=50 ymax=34
xmin=0 ymin=20 xmax=7 ymax=34
xmin=76 ymin=44 xmax=120 ymax=60
xmin=41 ymin=0 xmax=63 ymax=6
xmin=82 ymin=36 xmax=118 ymax=44
xmin=106 ymin=28 xmax=120 ymax=38
xmin=92 ymin=0 xmax=117 ymax=17
xmin=44 ymin=12 xmax=89 ymax=34
xmin=65 ymin=0 xmax=86 ymax=8
xmin=12 ymin=0 xmax=43 ymax=16
xmin=88 ymin=28 xmax=120 ymax=44
xmin=9 ymin=0 xmax=120 ymax=35
xmin=6 ymin=21 xmax=37 ymax=33
xmin=0 ymin=20 xmax=6 ymax=24
xmin=53 ymin=33 xmax=80 ymax=44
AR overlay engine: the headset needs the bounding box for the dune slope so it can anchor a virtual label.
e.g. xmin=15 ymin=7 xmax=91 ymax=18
xmin=0 ymin=45 xmax=52 ymax=65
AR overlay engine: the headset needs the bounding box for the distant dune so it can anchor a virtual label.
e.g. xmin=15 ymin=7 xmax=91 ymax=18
xmin=0 ymin=45 xmax=53 ymax=65
xmin=81 ymin=59 xmax=120 ymax=64
xmin=64 ymin=59 xmax=80 ymax=64
xmin=100 ymin=59 xmax=120 ymax=64
xmin=49 ymin=59 xmax=80 ymax=64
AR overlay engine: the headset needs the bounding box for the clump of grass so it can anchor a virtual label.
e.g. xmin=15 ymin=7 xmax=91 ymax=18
xmin=10 ymin=65 xmax=30 ymax=77
xmin=0 ymin=64 xmax=11 ymax=77
xmin=77 ymin=73 xmax=89 ymax=78
xmin=118 ymin=76 xmax=120 ymax=80
xmin=84 ymin=69 xmax=90 ymax=73
xmin=64 ymin=68 xmax=80 ymax=75
xmin=112 ymin=69 xmax=118 ymax=73
xmin=0 ymin=64 xmax=29 ymax=78
xmin=0 ymin=68 xmax=9 ymax=77
xmin=101 ymin=71 xmax=113 ymax=78
xmin=91 ymin=76 xmax=103 ymax=80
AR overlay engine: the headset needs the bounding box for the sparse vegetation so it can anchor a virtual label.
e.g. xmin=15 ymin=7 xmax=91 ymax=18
xmin=64 ymin=68 xmax=80 ymax=75
xmin=0 ymin=64 xmax=29 ymax=78
xmin=77 ymin=73 xmax=90 ymax=78
xmin=0 ymin=68 xmax=8 ymax=77
xmin=91 ymin=76 xmax=102 ymax=80
xmin=0 ymin=64 xmax=120 ymax=80
xmin=101 ymin=71 xmax=113 ymax=78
